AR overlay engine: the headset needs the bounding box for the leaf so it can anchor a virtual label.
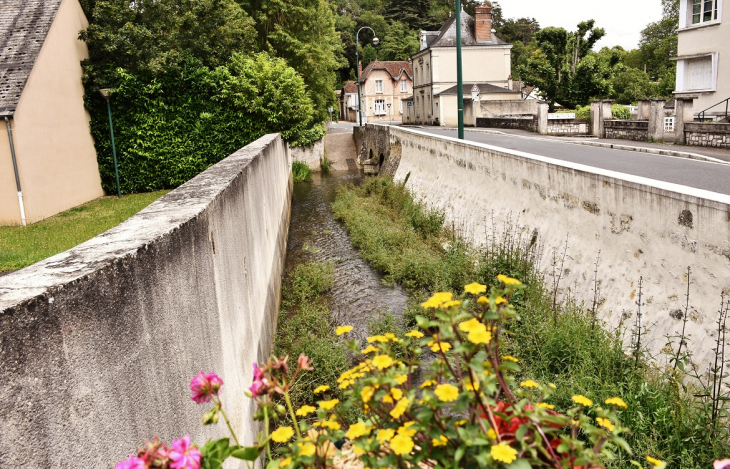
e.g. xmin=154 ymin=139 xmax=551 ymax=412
xmin=231 ymin=445 xmax=266 ymax=461
xmin=506 ymin=459 xmax=532 ymax=469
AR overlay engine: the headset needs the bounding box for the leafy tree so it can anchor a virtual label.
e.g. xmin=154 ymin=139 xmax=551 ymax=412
xmin=636 ymin=0 xmax=678 ymax=80
xmin=379 ymin=21 xmax=420 ymax=61
xmin=610 ymin=68 xmax=654 ymax=104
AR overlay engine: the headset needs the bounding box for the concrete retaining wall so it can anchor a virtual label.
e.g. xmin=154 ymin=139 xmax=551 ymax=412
xmin=546 ymin=119 xmax=589 ymax=136
xmin=291 ymin=137 xmax=325 ymax=170
xmin=363 ymin=124 xmax=730 ymax=367
xmin=0 ymin=134 xmax=292 ymax=468
xmin=604 ymin=120 xmax=649 ymax=141
xmin=685 ymin=122 xmax=730 ymax=149
xmin=477 ymin=117 xmax=537 ymax=132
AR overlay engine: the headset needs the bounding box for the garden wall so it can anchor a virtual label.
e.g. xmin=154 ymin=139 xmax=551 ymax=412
xmin=685 ymin=122 xmax=730 ymax=149
xmin=546 ymin=119 xmax=589 ymax=136
xmin=361 ymin=124 xmax=730 ymax=368
xmin=0 ymin=134 xmax=292 ymax=468
xmin=291 ymin=136 xmax=325 ymax=170
xmin=476 ymin=117 xmax=537 ymax=132
xmin=604 ymin=120 xmax=649 ymax=141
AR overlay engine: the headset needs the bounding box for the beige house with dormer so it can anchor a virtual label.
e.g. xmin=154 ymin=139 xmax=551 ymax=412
xmin=673 ymin=0 xmax=730 ymax=119
xmin=355 ymin=61 xmax=413 ymax=124
xmin=410 ymin=4 xmax=516 ymax=126
xmin=0 ymin=0 xmax=103 ymax=226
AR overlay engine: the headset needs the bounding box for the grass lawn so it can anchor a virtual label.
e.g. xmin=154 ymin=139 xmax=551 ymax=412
xmin=0 ymin=190 xmax=170 ymax=272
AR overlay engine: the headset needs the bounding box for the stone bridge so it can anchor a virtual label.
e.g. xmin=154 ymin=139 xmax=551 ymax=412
xmin=360 ymin=124 xmax=730 ymax=366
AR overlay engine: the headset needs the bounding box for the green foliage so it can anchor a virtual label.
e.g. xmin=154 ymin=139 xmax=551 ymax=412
xmin=292 ymin=161 xmax=313 ymax=183
xmin=610 ymin=68 xmax=655 ymax=104
xmin=0 ymin=190 xmax=169 ymax=271
xmin=88 ymin=53 xmax=321 ymax=193
xmin=611 ymin=104 xmax=631 ymax=120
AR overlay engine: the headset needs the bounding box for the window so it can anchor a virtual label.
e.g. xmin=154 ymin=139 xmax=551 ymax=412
xmin=692 ymin=0 xmax=717 ymax=23
xmin=664 ymin=117 xmax=675 ymax=132
xmin=399 ymin=99 xmax=403 ymax=114
xmin=374 ymin=99 xmax=386 ymax=115
xmin=375 ymin=80 xmax=383 ymax=93
xmin=401 ymin=80 xmax=408 ymax=92
xmin=687 ymin=55 xmax=713 ymax=90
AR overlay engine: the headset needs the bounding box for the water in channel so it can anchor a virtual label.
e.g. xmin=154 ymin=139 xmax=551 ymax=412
xmin=284 ymin=170 xmax=409 ymax=340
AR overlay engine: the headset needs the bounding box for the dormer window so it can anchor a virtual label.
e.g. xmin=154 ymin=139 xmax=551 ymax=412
xmin=375 ymin=80 xmax=383 ymax=93
xmin=692 ymin=0 xmax=718 ymax=23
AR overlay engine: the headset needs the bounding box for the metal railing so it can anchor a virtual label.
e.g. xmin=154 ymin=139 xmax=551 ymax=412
xmin=698 ymin=96 xmax=729 ymax=122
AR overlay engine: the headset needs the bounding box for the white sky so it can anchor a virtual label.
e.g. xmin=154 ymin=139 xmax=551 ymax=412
xmin=496 ymin=0 xmax=664 ymax=50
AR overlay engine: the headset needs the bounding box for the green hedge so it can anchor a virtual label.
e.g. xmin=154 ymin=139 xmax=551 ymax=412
xmin=88 ymin=53 xmax=325 ymax=194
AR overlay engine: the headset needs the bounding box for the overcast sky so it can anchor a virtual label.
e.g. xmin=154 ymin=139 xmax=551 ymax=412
xmin=496 ymin=0 xmax=664 ymax=50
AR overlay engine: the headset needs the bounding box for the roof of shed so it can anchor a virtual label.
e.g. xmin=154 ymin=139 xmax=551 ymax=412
xmin=359 ymin=60 xmax=413 ymax=82
xmin=438 ymin=82 xmax=520 ymax=96
xmin=0 ymin=0 xmax=63 ymax=113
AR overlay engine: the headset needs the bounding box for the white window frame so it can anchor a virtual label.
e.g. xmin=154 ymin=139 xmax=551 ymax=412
xmin=375 ymin=80 xmax=383 ymax=93
xmin=401 ymin=80 xmax=408 ymax=92
xmin=674 ymin=52 xmax=719 ymax=93
xmin=374 ymin=99 xmax=386 ymax=115
xmin=679 ymin=0 xmax=722 ymax=29
xmin=664 ymin=117 xmax=676 ymax=132
xmin=399 ymin=99 xmax=403 ymax=114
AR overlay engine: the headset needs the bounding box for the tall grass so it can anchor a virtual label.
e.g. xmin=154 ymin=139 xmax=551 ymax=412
xmin=332 ymin=175 xmax=730 ymax=468
xmin=292 ymin=160 xmax=313 ymax=182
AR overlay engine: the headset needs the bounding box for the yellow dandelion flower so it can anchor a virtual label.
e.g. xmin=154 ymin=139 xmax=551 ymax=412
xmin=393 ymin=374 xmax=408 ymax=385
xmin=382 ymin=395 xmax=394 ymax=403
xmin=477 ymin=296 xmax=489 ymax=304
xmin=390 ymin=388 xmax=403 ymax=400
xmin=537 ymin=403 xmax=555 ymax=410
xmin=390 ymin=397 xmax=410 ymax=419
xmin=428 ymin=341 xmax=452 ymax=353
xmin=458 ymin=318 xmax=484 ymax=333
xmin=646 ymin=456 xmax=666 ymax=468
xmin=299 ymin=442 xmax=316 ymax=457
xmin=455 ymin=420 xmax=467 ymax=426
xmin=571 ymin=395 xmax=593 ymax=407
xmin=605 ymin=397 xmax=628 ymax=409
xmin=497 ymin=274 xmax=522 ymax=286
xmin=361 ymin=345 xmax=379 ymax=354
xmin=313 ymin=385 xmax=330 ymax=394
xmin=372 ymin=354 xmax=394 ymax=369
xmin=406 ymin=330 xmax=424 ymax=338
xmin=398 ymin=421 xmax=417 ymax=437
xmin=319 ymin=399 xmax=339 ymax=411
xmin=520 ymin=380 xmax=539 ymax=388
xmin=596 ymin=417 xmax=615 ymax=432
xmin=491 ymin=443 xmax=517 ymax=464
xmin=464 ymin=380 xmax=480 ymax=391
xmin=367 ymin=335 xmax=388 ymax=343
xmin=465 ymin=282 xmax=487 ymax=294
xmin=501 ymin=355 xmax=519 ymax=362
xmin=384 ymin=332 xmax=400 ymax=342
xmin=352 ymin=445 xmax=367 ymax=455
xmin=271 ymin=426 xmax=294 ymax=443
xmin=281 ymin=457 xmax=291 ymax=467
xmin=432 ymin=435 xmax=448 ymax=447
xmin=442 ymin=300 xmax=462 ymax=308
xmin=295 ymin=405 xmax=316 ymax=416
xmin=361 ymin=386 xmax=375 ymax=403
xmin=420 ymin=380 xmax=436 ymax=388
xmin=487 ymin=429 xmax=497 ymax=440
xmin=421 ymin=292 xmax=453 ymax=309
xmin=434 ymin=383 xmax=459 ymax=402
xmin=390 ymin=433 xmax=414 ymax=455
xmin=345 ymin=422 xmax=371 ymax=439
xmin=548 ymin=383 xmax=557 ymax=389
xmin=376 ymin=428 xmax=395 ymax=442
xmin=336 ymin=325 xmax=353 ymax=335
xmin=339 ymin=380 xmax=353 ymax=390
xmin=495 ymin=296 xmax=507 ymax=305
xmin=325 ymin=421 xmax=341 ymax=430
xmin=468 ymin=328 xmax=492 ymax=345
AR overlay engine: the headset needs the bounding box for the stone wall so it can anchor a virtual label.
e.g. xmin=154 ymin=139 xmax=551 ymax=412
xmin=0 ymin=134 xmax=292 ymax=468
xmin=685 ymin=122 xmax=730 ymax=148
xmin=360 ymin=124 xmax=730 ymax=370
xmin=291 ymin=136 xmax=325 ymax=171
xmin=546 ymin=119 xmax=589 ymax=136
xmin=476 ymin=117 xmax=537 ymax=132
xmin=604 ymin=120 xmax=649 ymax=141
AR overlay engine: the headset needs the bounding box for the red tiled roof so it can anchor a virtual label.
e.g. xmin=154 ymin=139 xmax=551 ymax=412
xmin=359 ymin=61 xmax=413 ymax=82
xmin=342 ymin=81 xmax=358 ymax=93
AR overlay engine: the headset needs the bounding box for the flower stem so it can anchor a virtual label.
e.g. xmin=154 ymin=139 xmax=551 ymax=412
xmin=284 ymin=391 xmax=302 ymax=439
xmin=263 ymin=405 xmax=273 ymax=460
xmin=219 ymin=404 xmax=240 ymax=446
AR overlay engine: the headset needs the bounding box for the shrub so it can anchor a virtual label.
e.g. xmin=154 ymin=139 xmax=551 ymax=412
xmin=292 ymin=161 xmax=313 ymax=183
xmin=611 ymin=104 xmax=631 ymax=120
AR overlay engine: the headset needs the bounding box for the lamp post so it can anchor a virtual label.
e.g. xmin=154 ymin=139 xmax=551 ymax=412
xmin=99 ymin=88 xmax=121 ymax=199
xmin=356 ymin=27 xmax=379 ymax=127
xmin=456 ymin=0 xmax=464 ymax=139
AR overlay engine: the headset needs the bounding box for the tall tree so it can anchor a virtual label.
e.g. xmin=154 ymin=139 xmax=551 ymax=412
xmin=636 ymin=0 xmax=679 ymax=80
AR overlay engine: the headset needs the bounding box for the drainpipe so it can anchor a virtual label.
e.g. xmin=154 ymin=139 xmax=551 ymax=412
xmin=4 ymin=115 xmax=26 ymax=226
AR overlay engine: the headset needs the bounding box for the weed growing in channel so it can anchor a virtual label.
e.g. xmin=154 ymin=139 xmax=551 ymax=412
xmin=292 ymin=160 xmax=313 ymax=183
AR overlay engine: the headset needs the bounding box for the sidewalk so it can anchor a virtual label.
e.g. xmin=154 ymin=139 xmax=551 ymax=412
xmin=414 ymin=125 xmax=730 ymax=164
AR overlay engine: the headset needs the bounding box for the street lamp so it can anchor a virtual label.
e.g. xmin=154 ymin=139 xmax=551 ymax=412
xmin=356 ymin=27 xmax=379 ymax=127
xmin=99 ymin=88 xmax=121 ymax=198
xmin=456 ymin=0 xmax=464 ymax=139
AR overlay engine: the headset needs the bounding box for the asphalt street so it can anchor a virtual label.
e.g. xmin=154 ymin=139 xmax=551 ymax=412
xmin=411 ymin=127 xmax=730 ymax=196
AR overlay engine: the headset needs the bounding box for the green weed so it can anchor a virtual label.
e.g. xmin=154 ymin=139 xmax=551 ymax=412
xmin=292 ymin=160 xmax=313 ymax=183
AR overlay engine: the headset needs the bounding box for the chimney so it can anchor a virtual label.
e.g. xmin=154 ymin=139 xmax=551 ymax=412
xmin=358 ymin=61 xmax=363 ymax=77
xmin=474 ymin=3 xmax=492 ymax=42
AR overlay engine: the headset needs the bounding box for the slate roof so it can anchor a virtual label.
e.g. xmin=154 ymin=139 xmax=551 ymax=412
xmin=438 ymin=83 xmax=520 ymax=96
xmin=425 ymin=11 xmax=508 ymax=49
xmin=0 ymin=0 xmax=63 ymax=113
xmin=359 ymin=60 xmax=413 ymax=83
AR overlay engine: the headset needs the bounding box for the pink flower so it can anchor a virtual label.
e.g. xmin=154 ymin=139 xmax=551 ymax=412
xmin=115 ymin=455 xmax=146 ymax=469
xmin=297 ymin=353 xmax=313 ymax=371
xmin=189 ymin=371 xmax=223 ymax=404
xmin=249 ymin=363 xmax=270 ymax=398
xmin=169 ymin=435 xmax=201 ymax=469
xmin=714 ymin=460 xmax=730 ymax=469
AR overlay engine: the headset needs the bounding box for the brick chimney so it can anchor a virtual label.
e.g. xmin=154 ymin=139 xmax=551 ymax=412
xmin=475 ymin=3 xmax=492 ymax=42
xmin=358 ymin=61 xmax=363 ymax=77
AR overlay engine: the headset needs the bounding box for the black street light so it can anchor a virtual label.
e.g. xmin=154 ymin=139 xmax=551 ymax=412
xmin=456 ymin=0 xmax=464 ymax=139
xmin=356 ymin=27 xmax=379 ymax=127
xmin=99 ymin=88 xmax=121 ymax=198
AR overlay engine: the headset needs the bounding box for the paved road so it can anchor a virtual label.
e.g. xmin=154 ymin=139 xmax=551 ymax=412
xmin=413 ymin=127 xmax=730 ymax=196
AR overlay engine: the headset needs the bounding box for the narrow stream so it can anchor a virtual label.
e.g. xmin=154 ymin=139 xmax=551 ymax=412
xmin=284 ymin=170 xmax=409 ymax=340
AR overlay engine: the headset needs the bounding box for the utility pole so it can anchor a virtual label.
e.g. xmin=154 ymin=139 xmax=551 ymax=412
xmin=356 ymin=27 xmax=379 ymax=127
xmin=456 ymin=0 xmax=464 ymax=139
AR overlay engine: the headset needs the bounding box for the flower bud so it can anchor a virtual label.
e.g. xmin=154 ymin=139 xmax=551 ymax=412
xmin=276 ymin=404 xmax=286 ymax=415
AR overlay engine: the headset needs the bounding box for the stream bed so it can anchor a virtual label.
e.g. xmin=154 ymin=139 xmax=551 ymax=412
xmin=283 ymin=170 xmax=409 ymax=340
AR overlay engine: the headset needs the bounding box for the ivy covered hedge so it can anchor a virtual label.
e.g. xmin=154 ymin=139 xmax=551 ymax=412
xmin=88 ymin=53 xmax=325 ymax=194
